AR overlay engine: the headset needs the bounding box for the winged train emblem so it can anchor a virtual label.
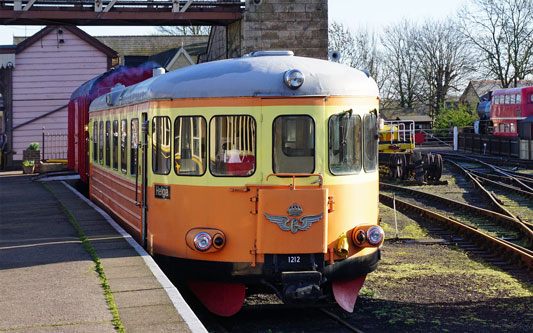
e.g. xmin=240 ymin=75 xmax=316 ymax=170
xmin=265 ymin=203 xmax=323 ymax=234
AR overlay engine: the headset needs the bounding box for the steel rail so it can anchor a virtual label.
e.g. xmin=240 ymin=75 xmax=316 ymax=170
xmin=379 ymin=193 xmax=533 ymax=271
xmin=445 ymin=159 xmax=533 ymax=231
xmin=444 ymin=154 xmax=533 ymax=192
xmin=379 ymin=182 xmax=533 ymax=245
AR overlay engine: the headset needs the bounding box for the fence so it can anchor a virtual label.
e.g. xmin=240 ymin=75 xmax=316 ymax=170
xmin=42 ymin=129 xmax=67 ymax=161
xmin=458 ymin=131 xmax=533 ymax=160
xmin=415 ymin=128 xmax=454 ymax=148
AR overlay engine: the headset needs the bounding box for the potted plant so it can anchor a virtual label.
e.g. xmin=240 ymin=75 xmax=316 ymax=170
xmin=22 ymin=142 xmax=41 ymax=172
xmin=22 ymin=160 xmax=35 ymax=174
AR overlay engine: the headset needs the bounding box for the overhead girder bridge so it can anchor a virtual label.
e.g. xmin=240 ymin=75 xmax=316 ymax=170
xmin=0 ymin=0 xmax=244 ymax=25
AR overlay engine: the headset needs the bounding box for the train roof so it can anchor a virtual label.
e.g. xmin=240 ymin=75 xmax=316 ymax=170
xmin=492 ymin=85 xmax=533 ymax=95
xmin=89 ymin=51 xmax=379 ymax=112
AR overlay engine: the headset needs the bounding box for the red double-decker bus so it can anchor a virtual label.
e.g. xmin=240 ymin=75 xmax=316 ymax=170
xmin=490 ymin=86 xmax=533 ymax=137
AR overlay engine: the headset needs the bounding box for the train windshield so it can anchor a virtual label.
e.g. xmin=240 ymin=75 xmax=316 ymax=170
xmin=273 ymin=115 xmax=315 ymax=173
xmin=210 ymin=115 xmax=256 ymax=176
xmin=328 ymin=110 xmax=362 ymax=175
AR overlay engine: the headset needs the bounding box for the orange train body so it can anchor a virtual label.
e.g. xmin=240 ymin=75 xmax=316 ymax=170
xmin=83 ymin=52 xmax=384 ymax=315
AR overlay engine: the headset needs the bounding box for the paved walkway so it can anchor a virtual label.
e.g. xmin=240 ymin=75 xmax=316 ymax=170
xmin=0 ymin=172 xmax=206 ymax=332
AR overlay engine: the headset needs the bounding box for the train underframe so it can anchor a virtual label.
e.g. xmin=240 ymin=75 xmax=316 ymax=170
xmin=156 ymin=248 xmax=380 ymax=316
xmin=379 ymin=151 xmax=443 ymax=183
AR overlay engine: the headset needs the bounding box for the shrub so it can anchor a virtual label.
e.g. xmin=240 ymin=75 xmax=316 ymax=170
xmin=28 ymin=142 xmax=39 ymax=150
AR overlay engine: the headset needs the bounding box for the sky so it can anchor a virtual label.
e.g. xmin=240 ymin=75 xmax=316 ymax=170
xmin=0 ymin=0 xmax=467 ymax=45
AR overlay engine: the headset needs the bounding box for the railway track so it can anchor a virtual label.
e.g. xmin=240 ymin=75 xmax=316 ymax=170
xmin=443 ymin=158 xmax=533 ymax=229
xmin=379 ymin=187 xmax=533 ymax=280
xmin=199 ymin=300 xmax=367 ymax=333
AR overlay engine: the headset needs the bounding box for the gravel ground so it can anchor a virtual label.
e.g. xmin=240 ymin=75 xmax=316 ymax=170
xmin=346 ymin=202 xmax=533 ymax=332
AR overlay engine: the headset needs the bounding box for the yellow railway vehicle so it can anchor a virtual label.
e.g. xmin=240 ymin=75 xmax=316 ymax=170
xmin=87 ymin=51 xmax=384 ymax=316
xmin=379 ymin=120 xmax=443 ymax=182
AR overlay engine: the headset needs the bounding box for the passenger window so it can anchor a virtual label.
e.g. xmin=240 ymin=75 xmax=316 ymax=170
xmin=210 ymin=115 xmax=256 ymax=176
xmin=504 ymin=95 xmax=510 ymax=104
xmin=273 ymin=116 xmax=315 ymax=173
xmin=510 ymin=94 xmax=516 ymax=104
xmin=328 ymin=111 xmax=362 ymax=175
xmin=363 ymin=112 xmax=378 ymax=172
xmin=517 ymin=94 xmax=521 ymax=104
xmin=121 ymin=119 xmax=127 ymax=174
xmin=174 ymin=116 xmax=207 ymax=176
xmin=500 ymin=96 xmax=504 ymax=104
xmin=529 ymin=94 xmax=533 ymax=103
xmin=99 ymin=121 xmax=104 ymax=164
xmin=93 ymin=121 xmax=98 ymax=162
xmin=130 ymin=119 xmax=139 ymax=176
xmin=112 ymin=120 xmax=118 ymax=170
xmin=105 ymin=121 xmax=111 ymax=167
xmin=152 ymin=116 xmax=171 ymax=175
xmin=510 ymin=123 xmax=515 ymax=133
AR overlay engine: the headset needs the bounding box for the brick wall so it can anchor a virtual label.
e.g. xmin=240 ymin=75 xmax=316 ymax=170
xmin=240 ymin=0 xmax=328 ymax=59
xmin=201 ymin=0 xmax=328 ymax=61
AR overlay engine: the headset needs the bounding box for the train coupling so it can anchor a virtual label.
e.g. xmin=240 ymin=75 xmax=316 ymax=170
xmin=282 ymin=271 xmax=322 ymax=302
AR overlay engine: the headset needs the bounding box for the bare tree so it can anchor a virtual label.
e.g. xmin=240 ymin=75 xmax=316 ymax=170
xmin=414 ymin=20 xmax=476 ymax=117
xmin=156 ymin=26 xmax=211 ymax=36
xmin=381 ymin=20 xmax=420 ymax=108
xmin=459 ymin=0 xmax=533 ymax=87
xmin=328 ymin=22 xmax=389 ymax=100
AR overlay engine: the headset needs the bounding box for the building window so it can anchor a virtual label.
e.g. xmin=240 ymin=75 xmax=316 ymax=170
xmin=93 ymin=121 xmax=98 ymax=162
xmin=131 ymin=119 xmax=139 ymax=176
xmin=112 ymin=120 xmax=118 ymax=170
xmin=210 ymin=115 xmax=256 ymax=176
xmin=152 ymin=116 xmax=171 ymax=175
xmin=99 ymin=121 xmax=104 ymax=165
xmin=363 ymin=112 xmax=378 ymax=172
xmin=328 ymin=111 xmax=362 ymax=175
xmin=121 ymin=119 xmax=127 ymax=174
xmin=174 ymin=116 xmax=207 ymax=176
xmin=105 ymin=121 xmax=111 ymax=167
xmin=273 ymin=115 xmax=315 ymax=173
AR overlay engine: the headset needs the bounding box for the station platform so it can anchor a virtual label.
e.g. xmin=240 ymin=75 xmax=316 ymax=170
xmin=0 ymin=172 xmax=206 ymax=332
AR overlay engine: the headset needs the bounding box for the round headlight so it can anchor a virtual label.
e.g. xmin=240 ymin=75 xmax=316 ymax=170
xmin=193 ymin=232 xmax=212 ymax=251
xmin=367 ymin=226 xmax=384 ymax=246
xmin=283 ymin=69 xmax=304 ymax=90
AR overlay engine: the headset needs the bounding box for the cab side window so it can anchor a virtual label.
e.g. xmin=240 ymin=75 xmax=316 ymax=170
xmin=93 ymin=121 xmax=98 ymax=162
xmin=152 ymin=116 xmax=171 ymax=175
xmin=174 ymin=116 xmax=207 ymax=176
xmin=363 ymin=112 xmax=378 ymax=172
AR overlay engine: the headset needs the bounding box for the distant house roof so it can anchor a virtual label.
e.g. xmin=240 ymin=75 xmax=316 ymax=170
xmin=149 ymin=42 xmax=208 ymax=69
xmin=460 ymin=80 xmax=533 ymax=103
xmin=94 ymin=35 xmax=208 ymax=57
xmin=380 ymin=107 xmax=431 ymax=122
xmin=13 ymin=26 xmax=117 ymax=58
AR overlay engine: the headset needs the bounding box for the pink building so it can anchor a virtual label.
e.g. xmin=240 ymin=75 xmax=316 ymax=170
xmin=8 ymin=26 xmax=116 ymax=166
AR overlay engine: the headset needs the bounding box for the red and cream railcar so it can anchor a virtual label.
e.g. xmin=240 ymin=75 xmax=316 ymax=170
xmin=68 ymin=64 xmax=155 ymax=182
xmin=490 ymin=86 xmax=533 ymax=137
xmin=86 ymin=51 xmax=384 ymax=316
